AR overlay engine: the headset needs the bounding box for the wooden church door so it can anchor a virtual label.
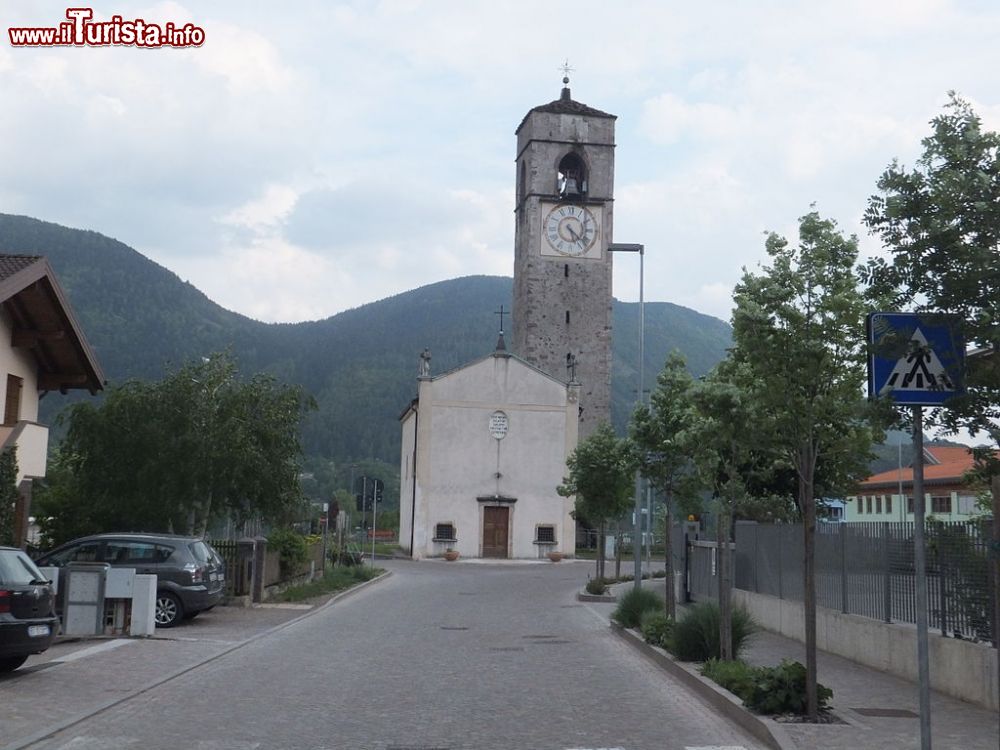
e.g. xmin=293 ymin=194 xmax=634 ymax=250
xmin=482 ymin=507 xmax=509 ymax=558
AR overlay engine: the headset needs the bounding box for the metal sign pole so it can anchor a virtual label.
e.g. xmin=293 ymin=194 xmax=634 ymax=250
xmin=912 ymin=405 xmax=932 ymax=750
xmin=371 ymin=483 xmax=377 ymax=568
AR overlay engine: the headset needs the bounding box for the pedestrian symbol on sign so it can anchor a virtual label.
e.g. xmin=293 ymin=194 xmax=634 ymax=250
xmin=866 ymin=312 xmax=965 ymax=406
xmin=881 ymin=328 xmax=955 ymax=393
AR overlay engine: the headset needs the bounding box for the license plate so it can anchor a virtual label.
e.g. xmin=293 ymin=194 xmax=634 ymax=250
xmin=27 ymin=625 xmax=50 ymax=638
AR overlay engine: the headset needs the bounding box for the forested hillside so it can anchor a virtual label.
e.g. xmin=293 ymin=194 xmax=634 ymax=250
xmin=0 ymin=213 xmax=733 ymax=492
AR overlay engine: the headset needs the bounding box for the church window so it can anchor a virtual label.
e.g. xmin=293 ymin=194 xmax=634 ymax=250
xmin=557 ymin=153 xmax=587 ymax=199
xmin=535 ymin=525 xmax=556 ymax=543
xmin=565 ymin=310 xmax=570 ymax=324
xmin=434 ymin=523 xmax=456 ymax=541
xmin=564 ymin=264 xmax=569 ymax=278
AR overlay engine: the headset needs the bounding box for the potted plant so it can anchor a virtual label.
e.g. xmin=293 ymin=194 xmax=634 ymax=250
xmin=444 ymin=549 xmax=459 ymax=561
xmin=547 ymin=550 xmax=564 ymax=562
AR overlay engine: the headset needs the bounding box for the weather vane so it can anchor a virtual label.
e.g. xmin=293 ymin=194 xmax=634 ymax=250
xmin=559 ymin=59 xmax=574 ymax=85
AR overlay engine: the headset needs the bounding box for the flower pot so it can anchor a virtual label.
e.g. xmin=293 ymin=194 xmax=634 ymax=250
xmin=547 ymin=551 xmax=564 ymax=563
xmin=444 ymin=550 xmax=459 ymax=561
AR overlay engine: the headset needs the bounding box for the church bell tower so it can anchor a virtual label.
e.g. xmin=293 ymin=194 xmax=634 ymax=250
xmin=512 ymin=77 xmax=616 ymax=440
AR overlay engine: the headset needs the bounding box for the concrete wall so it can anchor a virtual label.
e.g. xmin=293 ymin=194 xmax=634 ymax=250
xmin=732 ymin=589 xmax=999 ymax=711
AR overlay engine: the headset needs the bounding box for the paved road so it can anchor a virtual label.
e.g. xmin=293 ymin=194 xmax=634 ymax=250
xmin=9 ymin=560 xmax=763 ymax=750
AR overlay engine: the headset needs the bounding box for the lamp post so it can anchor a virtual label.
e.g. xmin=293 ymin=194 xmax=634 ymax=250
xmin=607 ymin=242 xmax=645 ymax=590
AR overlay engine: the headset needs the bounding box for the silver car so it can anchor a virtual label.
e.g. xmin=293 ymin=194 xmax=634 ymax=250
xmin=36 ymin=533 xmax=225 ymax=628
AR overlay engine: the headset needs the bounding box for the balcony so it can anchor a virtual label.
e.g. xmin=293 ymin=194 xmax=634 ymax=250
xmin=0 ymin=421 xmax=50 ymax=482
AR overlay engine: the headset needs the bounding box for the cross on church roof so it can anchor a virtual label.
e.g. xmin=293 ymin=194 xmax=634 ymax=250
xmin=495 ymin=304 xmax=509 ymax=334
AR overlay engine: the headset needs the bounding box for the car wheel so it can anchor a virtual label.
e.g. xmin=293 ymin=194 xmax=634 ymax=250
xmin=155 ymin=592 xmax=184 ymax=628
xmin=0 ymin=655 xmax=29 ymax=673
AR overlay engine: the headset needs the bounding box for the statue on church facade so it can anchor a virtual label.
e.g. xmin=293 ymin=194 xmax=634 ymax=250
xmin=418 ymin=348 xmax=432 ymax=377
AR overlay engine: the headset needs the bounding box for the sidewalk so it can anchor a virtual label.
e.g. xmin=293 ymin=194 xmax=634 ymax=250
xmin=743 ymin=628 xmax=998 ymax=750
xmin=602 ymin=579 xmax=998 ymax=750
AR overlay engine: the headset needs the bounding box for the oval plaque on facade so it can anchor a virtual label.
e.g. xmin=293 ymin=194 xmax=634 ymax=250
xmin=489 ymin=410 xmax=509 ymax=440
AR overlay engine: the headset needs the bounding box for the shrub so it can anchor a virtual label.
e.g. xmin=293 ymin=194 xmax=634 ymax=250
xmin=671 ymin=601 xmax=757 ymax=661
xmin=640 ymin=609 xmax=674 ymax=649
xmin=268 ymin=528 xmax=309 ymax=575
xmin=744 ymin=659 xmax=833 ymax=715
xmin=701 ymin=658 xmax=757 ymax=702
xmin=585 ymin=577 xmax=609 ymax=595
xmin=613 ymin=587 xmax=663 ymax=628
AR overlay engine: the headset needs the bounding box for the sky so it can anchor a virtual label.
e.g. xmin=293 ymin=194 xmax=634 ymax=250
xmin=2 ymin=0 xmax=999 ymax=326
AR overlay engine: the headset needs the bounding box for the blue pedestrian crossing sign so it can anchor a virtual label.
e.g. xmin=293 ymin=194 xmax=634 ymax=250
xmin=867 ymin=312 xmax=965 ymax=406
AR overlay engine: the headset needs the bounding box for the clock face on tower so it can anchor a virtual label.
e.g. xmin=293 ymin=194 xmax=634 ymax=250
xmin=540 ymin=203 xmax=602 ymax=259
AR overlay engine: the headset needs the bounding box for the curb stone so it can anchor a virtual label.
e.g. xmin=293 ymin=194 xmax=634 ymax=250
xmin=610 ymin=622 xmax=797 ymax=750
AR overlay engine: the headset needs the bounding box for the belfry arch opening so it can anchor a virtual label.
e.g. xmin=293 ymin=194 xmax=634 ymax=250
xmin=557 ymin=153 xmax=587 ymax=200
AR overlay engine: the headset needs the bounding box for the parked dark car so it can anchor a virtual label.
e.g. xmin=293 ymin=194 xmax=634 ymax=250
xmin=35 ymin=534 xmax=225 ymax=628
xmin=0 ymin=546 xmax=59 ymax=672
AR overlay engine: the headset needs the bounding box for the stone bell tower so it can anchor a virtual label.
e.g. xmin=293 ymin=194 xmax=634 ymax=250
xmin=511 ymin=76 xmax=616 ymax=440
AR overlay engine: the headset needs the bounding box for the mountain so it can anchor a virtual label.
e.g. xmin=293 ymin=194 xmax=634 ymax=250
xmin=0 ymin=213 xmax=732 ymax=470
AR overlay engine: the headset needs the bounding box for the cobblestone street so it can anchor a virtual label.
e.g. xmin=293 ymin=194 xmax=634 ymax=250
xmin=2 ymin=560 xmax=762 ymax=750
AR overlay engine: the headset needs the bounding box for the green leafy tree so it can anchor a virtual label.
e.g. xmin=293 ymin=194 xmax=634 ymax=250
xmin=37 ymin=353 xmax=315 ymax=543
xmin=731 ymin=211 xmax=885 ymax=717
xmin=862 ymin=92 xmax=1000 ymax=654
xmin=558 ymin=422 xmax=635 ymax=580
xmin=681 ymin=360 xmax=758 ymax=662
xmin=0 ymin=448 xmax=18 ymax=547
xmin=630 ymin=351 xmax=699 ymax=617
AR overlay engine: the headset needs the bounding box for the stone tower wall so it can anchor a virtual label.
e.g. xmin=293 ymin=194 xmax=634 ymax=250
xmin=511 ymin=106 xmax=615 ymax=440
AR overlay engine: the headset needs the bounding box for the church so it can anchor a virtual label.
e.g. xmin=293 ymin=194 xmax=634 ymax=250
xmin=398 ymin=77 xmax=617 ymax=560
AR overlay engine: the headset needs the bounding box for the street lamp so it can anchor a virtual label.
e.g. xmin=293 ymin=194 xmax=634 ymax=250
xmin=607 ymin=242 xmax=645 ymax=591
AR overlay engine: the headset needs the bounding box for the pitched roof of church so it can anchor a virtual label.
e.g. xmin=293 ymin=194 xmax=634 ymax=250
xmin=516 ymin=86 xmax=616 ymax=132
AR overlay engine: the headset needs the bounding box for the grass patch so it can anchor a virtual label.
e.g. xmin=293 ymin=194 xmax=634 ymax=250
xmin=640 ymin=609 xmax=674 ymax=649
xmin=275 ymin=565 xmax=381 ymax=603
xmin=672 ymin=601 xmax=757 ymax=661
xmin=612 ymin=587 xmax=663 ymax=628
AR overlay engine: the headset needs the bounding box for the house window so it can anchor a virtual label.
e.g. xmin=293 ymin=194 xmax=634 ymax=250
xmin=434 ymin=523 xmax=456 ymax=541
xmin=907 ymin=496 xmax=915 ymax=514
xmin=866 ymin=497 xmax=873 ymax=514
xmin=4 ymin=374 xmax=22 ymax=425
xmin=536 ymin=525 xmax=556 ymax=543
xmin=957 ymin=495 xmax=977 ymax=515
xmin=856 ymin=499 xmax=863 ymax=515
xmin=875 ymin=496 xmax=882 ymax=514
xmin=931 ymin=495 xmax=952 ymax=514
xmin=886 ymin=495 xmax=892 ymax=515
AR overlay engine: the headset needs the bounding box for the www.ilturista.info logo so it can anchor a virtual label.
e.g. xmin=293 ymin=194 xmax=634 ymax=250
xmin=9 ymin=8 xmax=205 ymax=48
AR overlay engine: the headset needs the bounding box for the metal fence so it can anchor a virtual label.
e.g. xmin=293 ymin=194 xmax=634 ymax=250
xmin=733 ymin=521 xmax=995 ymax=643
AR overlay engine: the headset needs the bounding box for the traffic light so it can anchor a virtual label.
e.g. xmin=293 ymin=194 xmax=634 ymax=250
xmin=373 ymin=479 xmax=383 ymax=505
xmin=356 ymin=493 xmax=365 ymax=512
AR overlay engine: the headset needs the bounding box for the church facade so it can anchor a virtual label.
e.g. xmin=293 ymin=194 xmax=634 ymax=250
xmin=398 ymin=81 xmax=616 ymax=559
xmin=398 ymin=341 xmax=579 ymax=560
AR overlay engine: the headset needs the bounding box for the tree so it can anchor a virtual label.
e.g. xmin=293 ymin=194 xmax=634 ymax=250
xmin=731 ymin=211 xmax=884 ymax=717
xmin=630 ymin=351 xmax=699 ymax=618
xmin=558 ymin=422 xmax=635 ymax=580
xmin=36 ymin=353 xmax=316 ymax=544
xmin=862 ymin=92 xmax=1000 ymax=680
xmin=681 ymin=360 xmax=759 ymax=661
